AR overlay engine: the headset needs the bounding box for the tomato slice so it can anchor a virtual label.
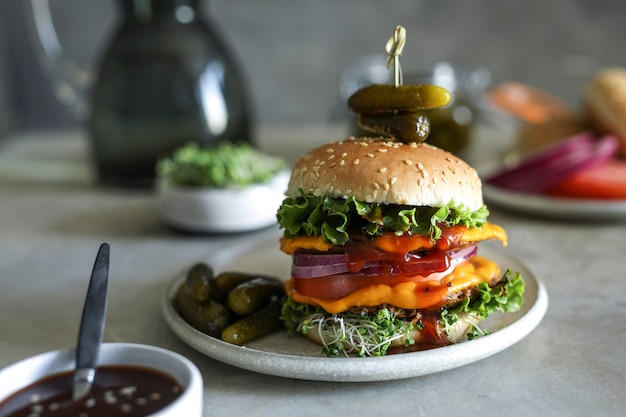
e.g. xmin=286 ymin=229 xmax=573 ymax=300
xmin=545 ymin=159 xmax=626 ymax=200
xmin=292 ymin=266 xmax=454 ymax=299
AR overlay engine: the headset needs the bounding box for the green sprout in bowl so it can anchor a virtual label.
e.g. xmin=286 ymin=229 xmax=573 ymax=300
xmin=157 ymin=142 xmax=286 ymax=188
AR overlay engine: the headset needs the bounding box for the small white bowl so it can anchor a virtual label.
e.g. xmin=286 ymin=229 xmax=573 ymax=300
xmin=0 ymin=343 xmax=203 ymax=417
xmin=158 ymin=170 xmax=290 ymax=233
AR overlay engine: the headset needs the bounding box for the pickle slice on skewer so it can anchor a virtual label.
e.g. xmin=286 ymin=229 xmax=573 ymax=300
xmin=348 ymin=84 xmax=452 ymax=115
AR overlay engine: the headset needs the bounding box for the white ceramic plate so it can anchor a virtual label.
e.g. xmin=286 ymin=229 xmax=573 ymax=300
xmin=483 ymin=183 xmax=626 ymax=220
xmin=162 ymin=234 xmax=548 ymax=382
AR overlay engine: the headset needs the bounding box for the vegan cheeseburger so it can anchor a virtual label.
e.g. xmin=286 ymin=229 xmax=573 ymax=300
xmin=277 ymin=137 xmax=524 ymax=356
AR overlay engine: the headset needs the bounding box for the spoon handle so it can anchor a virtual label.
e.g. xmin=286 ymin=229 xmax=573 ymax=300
xmin=73 ymin=242 xmax=110 ymax=401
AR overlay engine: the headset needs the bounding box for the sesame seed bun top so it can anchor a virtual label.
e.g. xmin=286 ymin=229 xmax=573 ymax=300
xmin=286 ymin=137 xmax=484 ymax=210
xmin=583 ymin=67 xmax=626 ymax=157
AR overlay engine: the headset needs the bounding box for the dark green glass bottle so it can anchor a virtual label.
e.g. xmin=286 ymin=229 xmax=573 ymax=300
xmin=89 ymin=0 xmax=253 ymax=187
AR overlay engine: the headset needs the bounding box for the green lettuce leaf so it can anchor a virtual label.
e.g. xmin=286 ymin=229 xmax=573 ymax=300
xmin=276 ymin=189 xmax=489 ymax=244
xmin=440 ymin=269 xmax=525 ymax=339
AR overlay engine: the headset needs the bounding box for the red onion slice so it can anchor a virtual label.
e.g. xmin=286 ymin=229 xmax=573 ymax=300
xmin=292 ymin=252 xmax=346 ymax=267
xmin=449 ymin=244 xmax=478 ymax=264
xmin=486 ymin=132 xmax=619 ymax=193
xmin=291 ymin=262 xmax=350 ymax=278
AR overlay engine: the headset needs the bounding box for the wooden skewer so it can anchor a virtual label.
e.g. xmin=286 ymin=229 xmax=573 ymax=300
xmin=385 ymin=25 xmax=406 ymax=87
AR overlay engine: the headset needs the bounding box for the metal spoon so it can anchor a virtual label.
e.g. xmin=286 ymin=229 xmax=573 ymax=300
xmin=72 ymin=242 xmax=110 ymax=401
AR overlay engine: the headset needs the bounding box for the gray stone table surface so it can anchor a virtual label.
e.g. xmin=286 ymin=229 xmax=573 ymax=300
xmin=0 ymin=126 xmax=624 ymax=416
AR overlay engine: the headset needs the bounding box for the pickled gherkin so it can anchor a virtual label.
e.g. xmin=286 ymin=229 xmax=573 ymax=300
xmin=346 ymin=81 xmax=457 ymax=145
xmin=184 ymin=262 xmax=213 ymax=303
xmin=213 ymin=271 xmax=259 ymax=297
xmin=175 ymin=265 xmax=286 ymax=345
xmin=175 ymin=285 xmax=230 ymax=337
xmin=348 ymin=84 xmax=451 ymax=115
xmin=227 ymin=276 xmax=284 ymax=316
xmin=221 ymin=298 xmax=283 ymax=345
xmin=357 ymin=111 xmax=430 ymax=144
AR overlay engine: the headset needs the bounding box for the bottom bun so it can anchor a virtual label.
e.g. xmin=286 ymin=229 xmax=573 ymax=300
xmin=300 ymin=312 xmax=483 ymax=356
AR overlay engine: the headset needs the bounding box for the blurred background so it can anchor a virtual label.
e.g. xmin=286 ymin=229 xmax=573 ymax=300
xmin=0 ymin=0 xmax=624 ymax=137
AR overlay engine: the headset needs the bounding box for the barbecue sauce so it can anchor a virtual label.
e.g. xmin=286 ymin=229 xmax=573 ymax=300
xmin=0 ymin=365 xmax=183 ymax=417
xmin=388 ymin=314 xmax=451 ymax=354
xmin=345 ymin=240 xmax=449 ymax=276
xmin=370 ymin=224 xmax=465 ymax=254
xmin=344 ymin=225 xmax=466 ymax=276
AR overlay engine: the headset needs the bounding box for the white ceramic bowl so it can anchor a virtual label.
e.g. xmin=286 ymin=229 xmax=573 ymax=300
xmin=0 ymin=343 xmax=203 ymax=417
xmin=158 ymin=170 xmax=290 ymax=233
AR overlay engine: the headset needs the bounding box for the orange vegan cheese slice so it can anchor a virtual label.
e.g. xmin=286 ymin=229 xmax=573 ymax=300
xmin=280 ymin=236 xmax=334 ymax=254
xmin=285 ymin=255 xmax=501 ymax=314
xmin=461 ymin=223 xmax=507 ymax=246
xmin=280 ymin=222 xmax=507 ymax=255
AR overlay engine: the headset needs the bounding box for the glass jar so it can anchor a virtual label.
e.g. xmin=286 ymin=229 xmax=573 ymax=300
xmin=89 ymin=0 xmax=254 ymax=187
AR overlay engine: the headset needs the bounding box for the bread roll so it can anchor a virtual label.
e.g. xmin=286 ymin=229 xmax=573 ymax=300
xmin=584 ymin=67 xmax=626 ymax=157
xmin=287 ymin=137 xmax=484 ymax=211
